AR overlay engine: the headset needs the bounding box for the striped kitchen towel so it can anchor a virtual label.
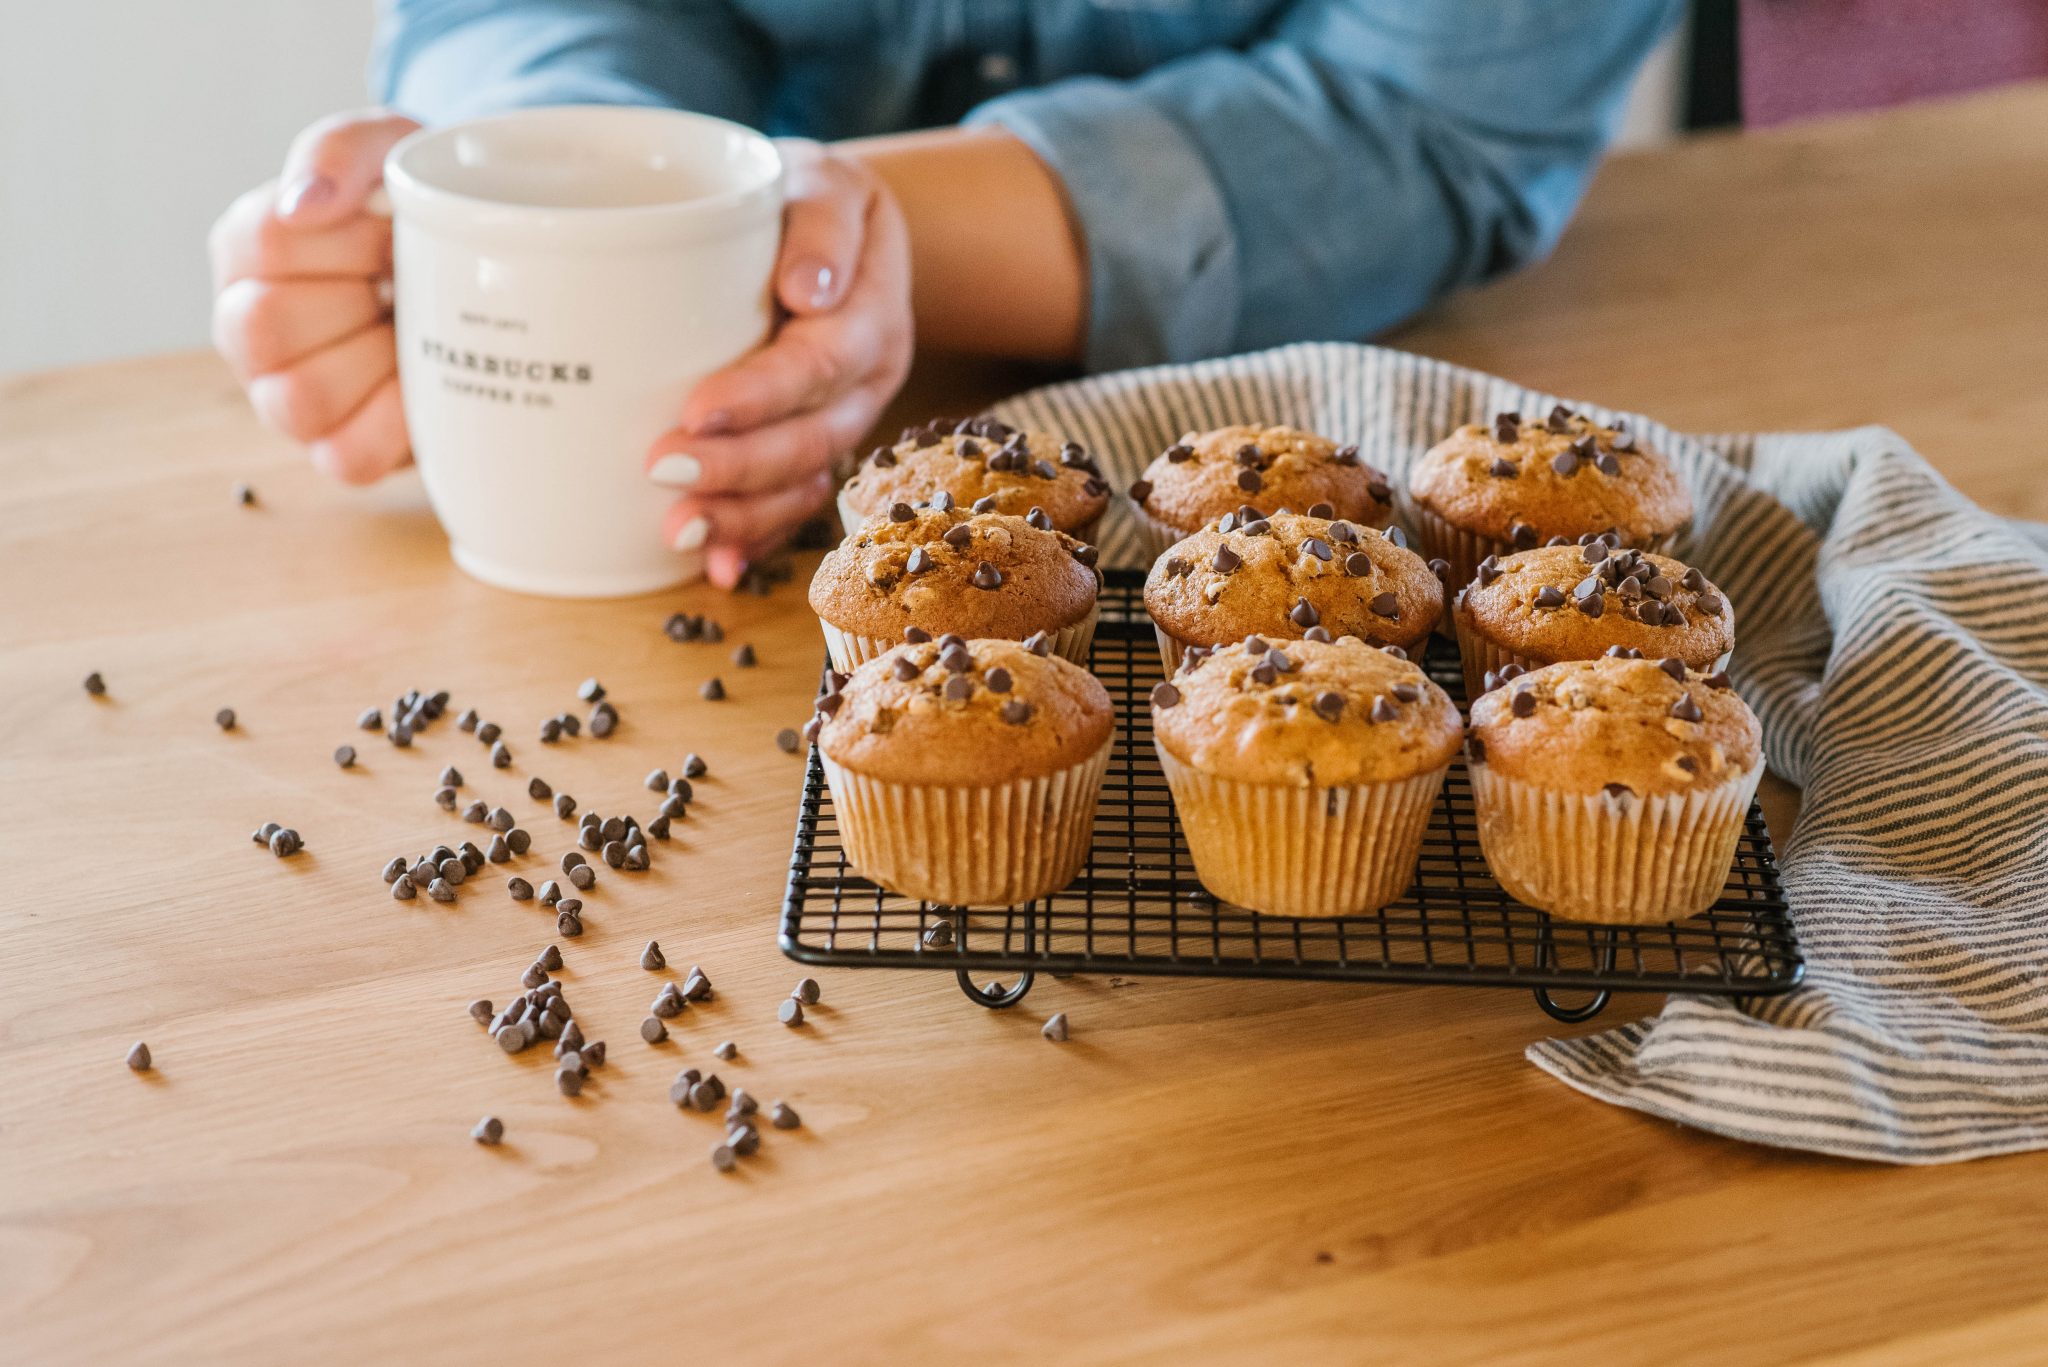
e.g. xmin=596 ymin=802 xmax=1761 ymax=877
xmin=990 ymin=341 xmax=2048 ymax=1166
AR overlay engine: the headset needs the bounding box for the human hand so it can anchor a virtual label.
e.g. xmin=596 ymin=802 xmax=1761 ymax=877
xmin=644 ymin=139 xmax=913 ymax=589
xmin=209 ymin=109 xmax=420 ymax=483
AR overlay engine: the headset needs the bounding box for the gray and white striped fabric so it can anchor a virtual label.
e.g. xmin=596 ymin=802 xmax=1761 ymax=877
xmin=991 ymin=341 xmax=2048 ymax=1165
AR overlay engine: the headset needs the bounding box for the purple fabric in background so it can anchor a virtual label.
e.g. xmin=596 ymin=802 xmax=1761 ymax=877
xmin=1741 ymin=0 xmax=2048 ymax=126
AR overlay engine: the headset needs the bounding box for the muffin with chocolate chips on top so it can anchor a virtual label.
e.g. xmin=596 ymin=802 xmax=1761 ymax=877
xmin=1408 ymin=405 xmax=1693 ymax=590
xmin=1128 ymin=423 xmax=1395 ymax=562
xmin=839 ymin=415 xmax=1109 ymax=539
xmin=809 ymin=504 xmax=1101 ymax=670
xmin=813 ymin=635 xmax=1113 ymax=906
xmin=1145 ymin=510 xmax=1448 ymax=673
xmin=1151 ymin=636 xmax=1461 ymax=917
xmin=1466 ymin=655 xmax=1762 ymax=925
xmin=1453 ymin=540 xmax=1734 ymax=701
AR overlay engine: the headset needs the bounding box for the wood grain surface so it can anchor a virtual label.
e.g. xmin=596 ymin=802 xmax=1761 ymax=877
xmin=5 ymin=84 xmax=2048 ymax=1367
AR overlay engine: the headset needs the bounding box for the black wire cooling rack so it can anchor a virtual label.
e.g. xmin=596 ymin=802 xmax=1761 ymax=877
xmin=781 ymin=571 xmax=1802 ymax=1021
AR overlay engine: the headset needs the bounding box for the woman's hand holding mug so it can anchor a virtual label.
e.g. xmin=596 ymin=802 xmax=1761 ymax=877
xmin=209 ymin=110 xmax=913 ymax=591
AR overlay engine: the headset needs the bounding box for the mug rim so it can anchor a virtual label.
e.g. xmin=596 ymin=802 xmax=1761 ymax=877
xmin=384 ymin=104 xmax=782 ymax=231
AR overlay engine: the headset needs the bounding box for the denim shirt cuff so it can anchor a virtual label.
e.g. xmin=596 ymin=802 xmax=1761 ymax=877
xmin=966 ymin=78 xmax=1240 ymax=371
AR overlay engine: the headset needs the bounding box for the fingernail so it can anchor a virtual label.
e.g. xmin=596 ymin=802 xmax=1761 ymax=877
xmin=788 ymin=260 xmax=835 ymax=309
xmin=649 ymin=453 xmax=701 ymax=487
xmin=671 ymin=516 xmax=710 ymax=553
xmin=278 ymin=175 xmax=334 ymax=221
xmin=691 ymin=410 xmax=734 ymax=437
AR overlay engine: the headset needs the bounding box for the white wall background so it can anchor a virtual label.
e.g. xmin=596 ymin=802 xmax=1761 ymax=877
xmin=0 ymin=1 xmax=377 ymax=374
xmin=0 ymin=4 xmax=1684 ymax=377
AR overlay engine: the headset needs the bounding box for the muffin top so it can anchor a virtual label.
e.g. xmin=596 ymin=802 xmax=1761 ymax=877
xmin=1457 ymin=543 xmax=1734 ymax=667
xmin=842 ymin=415 xmax=1109 ymax=534
xmin=1145 ymin=510 xmax=1446 ymax=652
xmin=815 ymin=636 xmax=1113 ymax=785
xmin=809 ymin=505 xmax=1100 ymax=640
xmin=1466 ymin=656 xmax=1761 ymax=798
xmin=1131 ymin=423 xmax=1395 ymax=534
xmin=1409 ymin=406 xmax=1693 ymax=547
xmin=1150 ymin=636 xmax=1462 ymax=787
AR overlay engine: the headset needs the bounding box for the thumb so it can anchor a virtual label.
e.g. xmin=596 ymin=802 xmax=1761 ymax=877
xmin=276 ymin=109 xmax=422 ymax=226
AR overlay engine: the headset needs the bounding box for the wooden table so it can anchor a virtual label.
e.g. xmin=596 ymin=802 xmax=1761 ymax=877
xmin=6 ymin=84 xmax=2047 ymax=1366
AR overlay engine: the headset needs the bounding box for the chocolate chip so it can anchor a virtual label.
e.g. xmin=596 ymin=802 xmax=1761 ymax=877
xmin=1492 ymin=413 xmax=1520 ymax=443
xmin=698 ymin=677 xmax=725 ymax=701
xmin=427 ymin=878 xmax=455 ymax=903
xmin=1636 ymin=601 xmax=1666 ymax=625
xmin=792 ymin=977 xmax=821 ymax=1006
xmin=1575 ymin=590 xmax=1604 ymax=619
xmin=683 ymin=753 xmax=708 ymax=778
xmin=1001 ymin=700 xmax=1034 ymax=725
xmin=1551 ymin=450 xmax=1580 ymax=477
xmin=1657 ymin=657 xmax=1687 ymax=681
xmin=1670 ymin=692 xmax=1704 ymax=722
xmin=1301 ymin=537 xmax=1333 ymax=562
xmin=1546 ymin=404 xmax=1573 ymax=432
xmin=1644 ymin=574 xmax=1673 ymax=600
xmin=1476 ymin=555 xmax=1502 ymax=587
xmin=1533 ymin=586 xmax=1566 ymax=609
xmin=1597 ymin=452 xmax=1621 ymax=476
xmin=1212 ymin=545 xmax=1241 ymax=574
xmin=640 ymin=1016 xmax=668 ymax=1044
xmin=1150 ymin=682 xmax=1181 ymax=709
xmin=1510 ymin=687 xmax=1537 ymax=718
xmin=1603 ymin=782 xmax=1635 ymax=799
xmin=940 ymin=525 xmax=973 ymax=553
xmin=471 ymin=1115 xmax=503 ymax=1145
xmin=939 ymin=646 xmax=972 ymax=674
xmin=1333 ymin=444 xmax=1360 ymax=466
xmin=985 ymin=667 xmax=1013 ymax=693
xmin=779 ymin=998 xmax=805 ymax=1027
xmin=1041 ymin=1013 xmax=1070 ymax=1042
xmin=1022 ymin=632 xmax=1051 ymax=657
xmin=1303 ymin=625 xmax=1332 ymax=642
xmin=355 ymin=706 xmax=379 ymax=729
xmin=1128 ymin=479 xmax=1153 ymax=502
xmin=1236 ymin=468 xmax=1262 ymax=493
xmin=886 ymin=501 xmax=915 ymax=524
xmin=1704 ymin=670 xmax=1733 ymax=691
xmin=1312 ymin=691 xmax=1344 ymax=722
xmin=1267 ymin=649 xmax=1294 ymax=674
xmin=537 ymin=880 xmax=561 ymax=906
xmin=1546 ymin=535 xmax=1572 ymax=547
xmin=942 ymin=676 xmax=973 ymax=702
xmin=1074 ymin=542 xmax=1100 ymax=568
xmin=930 ymin=490 xmax=955 ymax=512
xmin=1023 ymin=506 xmax=1052 ymax=531
xmin=1510 ymin=523 xmax=1539 ymax=549
xmin=490 ymin=741 xmax=511 ymax=768
xmin=1370 ymin=592 xmax=1399 ymax=618
xmin=1697 ymin=592 xmax=1724 ymax=614
xmin=1341 ymin=551 xmax=1371 ymax=578
xmin=569 ymin=864 xmax=595 ymax=890
xmin=1490 ymin=457 xmax=1518 ymax=478
xmin=1290 ymin=598 xmax=1320 ymax=628
xmin=1370 ymin=696 xmax=1400 ymax=724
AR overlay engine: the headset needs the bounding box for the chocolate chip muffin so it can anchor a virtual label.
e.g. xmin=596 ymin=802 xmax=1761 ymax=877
xmin=1127 ymin=424 xmax=1395 ymax=563
xmin=813 ymin=635 xmax=1114 ymax=906
xmin=809 ymin=504 xmax=1102 ymax=671
xmin=1151 ymin=636 xmax=1461 ymax=917
xmin=1144 ymin=510 xmax=1447 ymax=673
xmin=1408 ymin=405 xmax=1693 ymax=591
xmin=1453 ymin=541 xmax=1734 ymax=701
xmin=1466 ymin=656 xmax=1763 ymax=924
xmin=839 ymin=415 xmax=1110 ymax=540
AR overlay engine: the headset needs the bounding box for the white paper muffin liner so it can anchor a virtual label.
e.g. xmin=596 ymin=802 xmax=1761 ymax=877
xmin=1467 ymin=758 xmax=1764 ymax=925
xmin=1153 ymin=625 xmax=1190 ymax=677
xmin=1133 ymin=504 xmax=1197 ymax=566
xmin=1451 ymin=600 xmax=1733 ymax=703
xmin=1156 ymin=749 xmax=1446 ymax=918
xmin=822 ymin=737 xmax=1113 ymax=906
xmin=837 ymin=489 xmax=1102 ymax=545
xmin=818 ymin=602 xmax=1099 ymax=674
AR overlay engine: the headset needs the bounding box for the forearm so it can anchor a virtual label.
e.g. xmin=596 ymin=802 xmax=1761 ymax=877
xmin=837 ymin=128 xmax=1087 ymax=364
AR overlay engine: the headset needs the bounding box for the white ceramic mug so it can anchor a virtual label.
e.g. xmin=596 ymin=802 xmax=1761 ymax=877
xmin=383 ymin=106 xmax=782 ymax=597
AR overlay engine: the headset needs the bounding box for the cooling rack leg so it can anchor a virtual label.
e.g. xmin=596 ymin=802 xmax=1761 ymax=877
xmin=956 ymin=970 xmax=1034 ymax=1009
xmin=1532 ymin=986 xmax=1612 ymax=1023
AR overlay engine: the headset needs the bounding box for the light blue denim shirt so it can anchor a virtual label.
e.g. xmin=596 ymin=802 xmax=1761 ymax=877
xmin=372 ymin=0 xmax=1680 ymax=373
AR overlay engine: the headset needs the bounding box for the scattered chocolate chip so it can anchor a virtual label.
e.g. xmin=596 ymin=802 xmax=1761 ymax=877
xmin=1212 ymin=545 xmax=1242 ymax=574
xmin=213 ymin=707 xmax=237 ymax=731
xmin=490 ymin=740 xmax=511 ymax=768
xmin=569 ymin=864 xmax=595 ymax=890
xmin=1041 ymin=1013 xmax=1069 ymax=1042
xmin=922 ymin=921 xmax=954 ymax=948
xmin=683 ymin=753 xmax=708 ymax=779
xmin=640 ymin=1017 xmax=667 ymax=1044
xmin=699 ymin=678 xmax=725 ymax=701
xmin=125 ymin=1041 xmax=152 ymax=1071
xmin=471 ymin=1115 xmax=503 ymax=1145
xmin=1533 ymin=586 xmax=1566 ymax=609
xmin=486 ymin=835 xmax=511 ymax=864
xmin=1301 ymin=537 xmax=1333 ymax=563
xmin=355 ymin=706 xmax=379 ymax=730
xmin=1551 ymin=450 xmax=1580 ymax=477
xmin=792 ymin=977 xmax=821 ymax=1006
xmin=391 ymin=873 xmax=418 ymax=902
xmin=427 ymin=878 xmax=456 ymax=903
xmin=713 ymin=1040 xmax=738 ymax=1062
xmin=1312 ymin=691 xmax=1344 ymax=722
xmin=1342 ymin=551 xmax=1372 ymax=578
xmin=1670 ymin=692 xmax=1704 ymax=722
xmin=1576 ymin=590 xmax=1605 ymax=619
xmin=1370 ymin=592 xmax=1399 ymax=618
xmin=1636 ymin=601 xmax=1666 ymax=625
xmin=1290 ymin=598 xmax=1321 ymax=628
xmin=461 ymin=799 xmax=486 ymax=823
xmin=778 ymin=998 xmax=805 ymax=1027
xmin=1492 ymin=412 xmax=1520 ymax=443
xmin=507 ymin=876 xmax=534 ymax=903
